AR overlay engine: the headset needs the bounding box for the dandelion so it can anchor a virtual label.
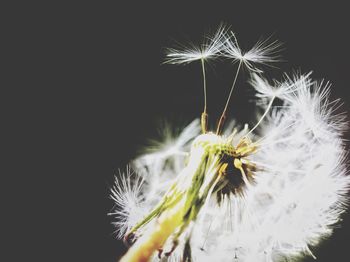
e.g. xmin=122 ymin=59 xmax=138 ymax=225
xmin=111 ymin=26 xmax=350 ymax=262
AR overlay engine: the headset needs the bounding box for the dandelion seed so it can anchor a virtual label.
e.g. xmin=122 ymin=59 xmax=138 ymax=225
xmin=165 ymin=25 xmax=228 ymax=133
xmin=249 ymin=72 xmax=311 ymax=99
xmin=111 ymin=26 xmax=350 ymax=262
xmin=109 ymin=166 xmax=146 ymax=239
xmin=223 ymin=33 xmax=283 ymax=72
xmin=164 ymin=25 xmax=227 ymax=65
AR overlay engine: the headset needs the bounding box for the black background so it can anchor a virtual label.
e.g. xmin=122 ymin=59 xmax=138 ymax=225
xmin=7 ymin=1 xmax=350 ymax=262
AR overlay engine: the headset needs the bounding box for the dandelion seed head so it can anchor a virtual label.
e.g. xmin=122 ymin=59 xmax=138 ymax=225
xmin=112 ymin=26 xmax=349 ymax=262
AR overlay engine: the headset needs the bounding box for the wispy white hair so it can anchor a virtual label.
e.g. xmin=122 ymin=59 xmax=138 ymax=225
xmin=112 ymin=72 xmax=349 ymax=260
xmin=223 ymin=34 xmax=283 ymax=72
xmin=164 ymin=25 xmax=227 ymax=65
xmin=111 ymin=28 xmax=349 ymax=261
xmin=109 ymin=166 xmax=146 ymax=239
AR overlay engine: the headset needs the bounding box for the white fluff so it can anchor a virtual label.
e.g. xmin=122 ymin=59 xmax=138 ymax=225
xmin=109 ymin=167 xmax=146 ymax=239
xmin=164 ymin=25 xmax=227 ymax=65
xmin=111 ymin=28 xmax=349 ymax=261
xmin=188 ymin=74 xmax=349 ymax=261
xmin=223 ymin=34 xmax=283 ymax=72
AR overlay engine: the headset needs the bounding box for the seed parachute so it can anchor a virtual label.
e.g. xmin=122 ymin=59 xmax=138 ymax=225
xmin=110 ymin=25 xmax=350 ymax=262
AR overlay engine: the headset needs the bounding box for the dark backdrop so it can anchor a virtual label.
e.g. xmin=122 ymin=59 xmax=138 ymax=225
xmin=10 ymin=1 xmax=350 ymax=262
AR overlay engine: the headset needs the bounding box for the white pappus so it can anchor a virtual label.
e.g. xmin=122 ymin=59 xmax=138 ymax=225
xmin=110 ymin=25 xmax=350 ymax=262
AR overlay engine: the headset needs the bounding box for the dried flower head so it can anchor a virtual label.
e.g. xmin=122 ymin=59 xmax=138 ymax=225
xmin=111 ymin=26 xmax=349 ymax=262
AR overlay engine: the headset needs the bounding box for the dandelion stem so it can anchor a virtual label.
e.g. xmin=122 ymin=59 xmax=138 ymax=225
xmin=246 ymin=96 xmax=276 ymax=137
xmin=201 ymin=58 xmax=207 ymax=113
xmin=216 ymin=60 xmax=243 ymax=134
xmin=200 ymin=219 xmax=213 ymax=250
xmin=201 ymin=58 xmax=208 ymax=133
xmin=120 ymin=200 xmax=184 ymax=262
